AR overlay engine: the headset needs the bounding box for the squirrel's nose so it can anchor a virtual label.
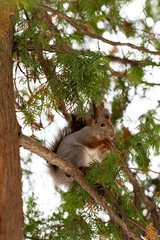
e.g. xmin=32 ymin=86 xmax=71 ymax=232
xmin=108 ymin=128 xmax=114 ymax=139
xmin=107 ymin=123 xmax=114 ymax=138
xmin=110 ymin=132 xmax=114 ymax=139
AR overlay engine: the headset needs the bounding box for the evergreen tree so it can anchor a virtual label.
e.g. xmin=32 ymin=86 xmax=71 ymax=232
xmin=1 ymin=0 xmax=160 ymax=239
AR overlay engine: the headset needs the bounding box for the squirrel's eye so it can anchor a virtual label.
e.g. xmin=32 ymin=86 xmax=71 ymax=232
xmin=101 ymin=123 xmax=105 ymax=127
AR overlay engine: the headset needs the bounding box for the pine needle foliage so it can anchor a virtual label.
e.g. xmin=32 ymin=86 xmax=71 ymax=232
xmin=12 ymin=0 xmax=160 ymax=239
xmin=49 ymin=50 xmax=111 ymax=111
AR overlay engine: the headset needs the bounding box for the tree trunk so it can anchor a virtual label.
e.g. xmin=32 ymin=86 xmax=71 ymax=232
xmin=0 ymin=2 xmax=23 ymax=240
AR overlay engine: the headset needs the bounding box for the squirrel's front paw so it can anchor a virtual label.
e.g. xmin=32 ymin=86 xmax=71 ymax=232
xmin=104 ymin=138 xmax=115 ymax=150
xmin=79 ymin=166 xmax=89 ymax=175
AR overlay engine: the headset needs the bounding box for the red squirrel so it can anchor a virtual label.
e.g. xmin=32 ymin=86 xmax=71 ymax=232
xmin=49 ymin=102 xmax=114 ymax=188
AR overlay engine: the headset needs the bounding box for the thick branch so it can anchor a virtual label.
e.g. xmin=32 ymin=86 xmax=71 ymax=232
xmin=19 ymin=133 xmax=142 ymax=240
xmin=38 ymin=5 xmax=160 ymax=56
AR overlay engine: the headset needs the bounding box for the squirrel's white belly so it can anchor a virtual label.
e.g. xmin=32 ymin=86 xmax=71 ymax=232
xmin=83 ymin=146 xmax=101 ymax=166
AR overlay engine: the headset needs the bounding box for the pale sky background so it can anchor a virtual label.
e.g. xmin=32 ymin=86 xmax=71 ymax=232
xmin=18 ymin=0 xmax=160 ymax=218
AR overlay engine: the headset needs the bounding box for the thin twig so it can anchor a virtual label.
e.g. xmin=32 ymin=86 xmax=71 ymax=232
xmin=129 ymin=167 xmax=160 ymax=175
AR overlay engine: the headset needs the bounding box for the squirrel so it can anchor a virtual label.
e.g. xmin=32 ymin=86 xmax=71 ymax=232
xmin=48 ymin=102 xmax=115 ymax=189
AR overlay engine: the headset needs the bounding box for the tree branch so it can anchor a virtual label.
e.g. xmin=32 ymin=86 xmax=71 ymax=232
xmin=19 ymin=133 xmax=143 ymax=240
xmin=141 ymin=81 xmax=160 ymax=86
xmin=107 ymin=55 xmax=142 ymax=66
xmin=113 ymin=203 xmax=145 ymax=234
xmin=121 ymin=157 xmax=160 ymax=234
xmin=38 ymin=5 xmax=160 ymax=56
xmin=38 ymin=9 xmax=70 ymax=54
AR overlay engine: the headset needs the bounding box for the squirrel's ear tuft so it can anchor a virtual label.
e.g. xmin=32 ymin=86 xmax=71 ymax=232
xmin=98 ymin=102 xmax=110 ymax=119
xmin=91 ymin=101 xmax=100 ymax=119
xmin=103 ymin=108 xmax=111 ymax=120
xmin=91 ymin=101 xmax=110 ymax=120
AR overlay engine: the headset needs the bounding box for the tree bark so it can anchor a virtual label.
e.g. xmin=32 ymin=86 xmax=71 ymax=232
xmin=0 ymin=2 xmax=23 ymax=240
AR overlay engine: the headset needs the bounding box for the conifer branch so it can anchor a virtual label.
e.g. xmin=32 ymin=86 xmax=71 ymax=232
xmin=26 ymin=10 xmax=160 ymax=71
xmin=38 ymin=5 xmax=160 ymax=56
xmin=19 ymin=133 xmax=143 ymax=240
